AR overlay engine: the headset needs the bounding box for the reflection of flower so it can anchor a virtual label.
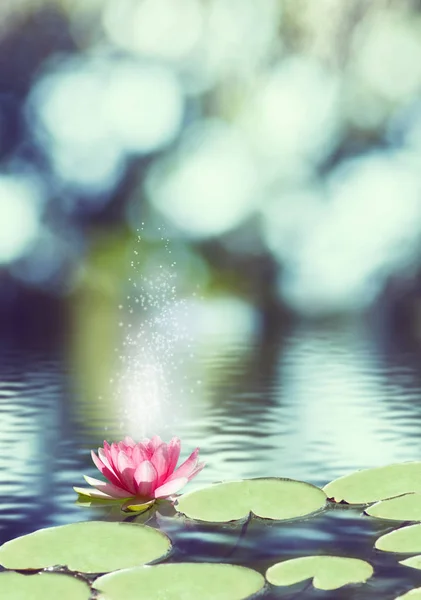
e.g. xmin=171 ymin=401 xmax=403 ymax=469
xmin=74 ymin=436 xmax=205 ymax=502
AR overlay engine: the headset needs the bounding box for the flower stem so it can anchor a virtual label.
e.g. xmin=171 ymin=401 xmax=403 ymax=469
xmin=222 ymin=513 xmax=252 ymax=560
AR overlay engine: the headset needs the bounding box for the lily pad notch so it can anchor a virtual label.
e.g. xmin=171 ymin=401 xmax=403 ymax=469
xmin=175 ymin=477 xmax=327 ymax=523
xmin=266 ymin=555 xmax=374 ymax=591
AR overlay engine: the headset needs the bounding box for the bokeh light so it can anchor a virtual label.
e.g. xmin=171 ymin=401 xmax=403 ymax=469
xmin=205 ymin=0 xmax=281 ymax=80
xmin=27 ymin=56 xmax=184 ymax=194
xmin=104 ymin=61 xmax=184 ymax=154
xmin=1 ymin=0 xmax=421 ymax=316
xmin=0 ymin=174 xmax=45 ymax=265
xmin=146 ymin=120 xmax=260 ymax=238
xmin=238 ymin=56 xmax=341 ymax=180
xmin=353 ymin=11 xmax=421 ymax=103
xmin=103 ymin=0 xmax=203 ymax=64
xmin=277 ymin=152 xmax=421 ymax=314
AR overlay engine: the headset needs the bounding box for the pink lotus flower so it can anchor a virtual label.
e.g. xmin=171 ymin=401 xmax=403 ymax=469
xmin=74 ymin=435 xmax=205 ymax=502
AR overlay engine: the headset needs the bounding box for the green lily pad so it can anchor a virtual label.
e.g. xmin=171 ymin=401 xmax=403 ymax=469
xmin=0 ymin=572 xmax=90 ymax=600
xmin=0 ymin=521 xmax=171 ymax=573
xmin=94 ymin=563 xmax=265 ymax=600
xmin=400 ymin=555 xmax=421 ymax=571
xmin=265 ymin=556 xmax=373 ymax=590
xmin=366 ymin=493 xmax=421 ymax=521
xmin=394 ymin=588 xmax=421 ymax=599
xmin=324 ymin=462 xmax=421 ymax=504
xmin=175 ymin=478 xmax=327 ymax=523
xmin=375 ymin=524 xmax=421 ymax=553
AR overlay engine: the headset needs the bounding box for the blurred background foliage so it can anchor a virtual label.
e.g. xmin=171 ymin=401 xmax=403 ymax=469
xmin=2 ymin=0 xmax=421 ymax=325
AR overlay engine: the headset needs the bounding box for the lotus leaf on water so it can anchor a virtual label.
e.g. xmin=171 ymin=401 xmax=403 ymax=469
xmin=0 ymin=521 xmax=171 ymax=573
xmin=175 ymin=477 xmax=327 ymax=522
xmin=400 ymin=556 xmax=421 ymax=571
xmin=93 ymin=563 xmax=266 ymax=600
xmin=5 ymin=461 xmax=421 ymax=598
xmin=366 ymin=493 xmax=421 ymax=521
xmin=375 ymin=524 xmax=421 ymax=554
xmin=0 ymin=572 xmax=91 ymax=600
xmin=324 ymin=462 xmax=421 ymax=504
xmin=265 ymin=555 xmax=373 ymax=590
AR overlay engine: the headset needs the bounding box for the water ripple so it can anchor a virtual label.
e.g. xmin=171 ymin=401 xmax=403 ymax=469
xmin=2 ymin=323 xmax=421 ymax=598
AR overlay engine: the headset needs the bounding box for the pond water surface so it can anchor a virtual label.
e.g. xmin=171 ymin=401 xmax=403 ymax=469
xmin=1 ymin=316 xmax=421 ymax=599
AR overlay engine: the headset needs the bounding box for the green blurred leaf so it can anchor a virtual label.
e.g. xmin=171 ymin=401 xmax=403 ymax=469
xmin=324 ymin=462 xmax=421 ymax=504
xmin=94 ymin=563 xmax=265 ymax=600
xmin=366 ymin=493 xmax=421 ymax=521
xmin=265 ymin=556 xmax=373 ymax=590
xmin=0 ymin=521 xmax=171 ymax=573
xmin=175 ymin=478 xmax=326 ymax=523
xmin=375 ymin=524 xmax=421 ymax=553
xmin=0 ymin=572 xmax=90 ymax=600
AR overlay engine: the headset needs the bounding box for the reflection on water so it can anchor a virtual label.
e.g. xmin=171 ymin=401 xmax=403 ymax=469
xmin=2 ymin=318 xmax=421 ymax=597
